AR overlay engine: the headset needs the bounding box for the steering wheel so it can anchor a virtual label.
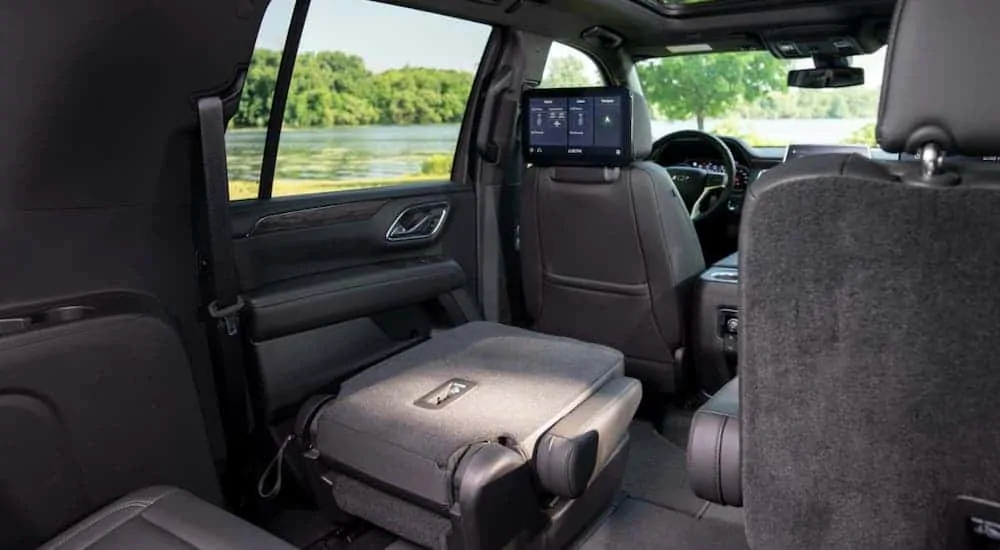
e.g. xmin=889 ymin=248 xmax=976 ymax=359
xmin=650 ymin=130 xmax=737 ymax=223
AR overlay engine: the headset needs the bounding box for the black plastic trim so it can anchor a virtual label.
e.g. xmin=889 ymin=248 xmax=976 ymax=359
xmin=259 ymin=0 xmax=313 ymax=200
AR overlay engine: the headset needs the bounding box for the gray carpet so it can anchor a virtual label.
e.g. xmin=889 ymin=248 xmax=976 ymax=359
xmin=623 ymin=421 xmax=702 ymax=515
xmin=624 ymin=420 xmax=745 ymax=524
xmin=578 ymin=498 xmax=749 ymax=550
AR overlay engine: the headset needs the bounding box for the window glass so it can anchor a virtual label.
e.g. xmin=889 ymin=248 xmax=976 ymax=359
xmin=539 ymin=43 xmax=605 ymax=89
xmin=225 ymin=1 xmax=293 ymax=200
xmin=634 ymin=47 xmax=887 ymax=147
xmin=228 ymin=0 xmax=491 ymax=199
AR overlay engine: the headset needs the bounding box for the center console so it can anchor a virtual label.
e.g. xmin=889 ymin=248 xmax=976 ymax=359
xmin=691 ymin=252 xmax=739 ymax=393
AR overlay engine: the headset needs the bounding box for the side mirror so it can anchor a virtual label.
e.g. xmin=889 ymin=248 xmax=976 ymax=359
xmin=788 ymin=67 xmax=865 ymax=88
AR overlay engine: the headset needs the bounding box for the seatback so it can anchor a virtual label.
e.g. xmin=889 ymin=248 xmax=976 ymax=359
xmin=0 ymin=293 xmax=221 ymax=550
xmin=521 ymin=95 xmax=704 ymax=391
xmin=740 ymin=1 xmax=1000 ymax=548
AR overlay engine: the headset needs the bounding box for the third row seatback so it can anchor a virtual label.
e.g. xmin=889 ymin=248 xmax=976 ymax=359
xmin=740 ymin=0 xmax=1000 ymax=548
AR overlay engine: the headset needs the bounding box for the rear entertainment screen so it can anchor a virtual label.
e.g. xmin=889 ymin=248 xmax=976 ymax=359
xmin=522 ymin=87 xmax=632 ymax=167
xmin=784 ymin=144 xmax=872 ymax=162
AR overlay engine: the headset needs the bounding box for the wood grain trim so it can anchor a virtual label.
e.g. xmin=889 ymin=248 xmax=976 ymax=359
xmin=248 ymin=200 xmax=387 ymax=236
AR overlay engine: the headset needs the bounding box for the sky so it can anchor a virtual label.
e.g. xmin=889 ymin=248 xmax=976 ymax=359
xmin=256 ymin=0 xmax=492 ymax=72
xmin=256 ymin=0 xmax=887 ymax=86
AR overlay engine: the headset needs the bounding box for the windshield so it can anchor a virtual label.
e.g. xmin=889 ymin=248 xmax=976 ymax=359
xmin=635 ymin=49 xmax=886 ymax=148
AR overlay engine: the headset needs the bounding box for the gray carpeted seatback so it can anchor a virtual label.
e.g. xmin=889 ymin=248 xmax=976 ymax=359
xmin=740 ymin=153 xmax=1000 ymax=549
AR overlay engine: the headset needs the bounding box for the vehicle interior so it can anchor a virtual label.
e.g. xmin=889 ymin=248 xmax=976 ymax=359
xmin=4 ymin=0 xmax=1000 ymax=548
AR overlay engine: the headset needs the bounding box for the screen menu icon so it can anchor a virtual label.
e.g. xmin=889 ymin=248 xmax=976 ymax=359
xmin=568 ymin=98 xmax=593 ymax=147
xmin=593 ymin=97 xmax=622 ymax=149
xmin=528 ymin=98 xmax=568 ymax=147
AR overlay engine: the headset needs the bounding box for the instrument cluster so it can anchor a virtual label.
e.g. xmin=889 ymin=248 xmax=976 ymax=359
xmin=686 ymin=159 xmax=751 ymax=190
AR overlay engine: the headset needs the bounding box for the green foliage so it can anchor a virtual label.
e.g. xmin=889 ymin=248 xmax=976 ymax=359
xmin=232 ymin=49 xmax=474 ymax=128
xmin=734 ymin=87 xmax=879 ymax=120
xmin=709 ymin=120 xmax=769 ymax=147
xmin=540 ymin=56 xmax=601 ymax=88
xmin=420 ymin=154 xmax=453 ymax=176
xmin=843 ymin=121 xmax=877 ymax=146
xmin=234 ymin=49 xmax=281 ymax=128
xmin=369 ymin=68 xmax=473 ymax=125
xmin=637 ymin=52 xmax=787 ymax=130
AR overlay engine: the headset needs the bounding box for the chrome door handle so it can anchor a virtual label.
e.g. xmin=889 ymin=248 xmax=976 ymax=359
xmin=386 ymin=202 xmax=450 ymax=242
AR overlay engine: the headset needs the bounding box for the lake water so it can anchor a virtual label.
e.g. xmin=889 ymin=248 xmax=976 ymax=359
xmin=226 ymin=118 xmax=872 ymax=181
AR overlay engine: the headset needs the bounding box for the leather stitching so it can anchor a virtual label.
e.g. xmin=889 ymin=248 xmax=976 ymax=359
xmin=42 ymin=488 xmax=178 ymax=550
xmin=626 ymin=166 xmax=676 ymax=357
xmin=713 ymin=416 xmax=727 ymax=504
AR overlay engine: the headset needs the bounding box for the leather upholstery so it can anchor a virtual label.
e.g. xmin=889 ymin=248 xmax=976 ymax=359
xmin=521 ymin=94 xmax=705 ymax=391
xmin=535 ymin=377 xmax=642 ymax=498
xmin=686 ymin=378 xmax=741 ymax=507
xmin=877 ymin=0 xmax=1000 ymax=155
xmin=38 ymin=486 xmax=296 ymax=550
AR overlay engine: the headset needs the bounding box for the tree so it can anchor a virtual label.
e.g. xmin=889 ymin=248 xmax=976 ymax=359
xmin=540 ymin=56 xmax=599 ymax=88
xmin=637 ymin=52 xmax=787 ymax=130
xmin=842 ymin=121 xmax=877 ymax=146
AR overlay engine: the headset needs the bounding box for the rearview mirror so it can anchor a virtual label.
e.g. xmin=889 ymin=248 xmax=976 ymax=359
xmin=788 ymin=67 xmax=865 ymax=88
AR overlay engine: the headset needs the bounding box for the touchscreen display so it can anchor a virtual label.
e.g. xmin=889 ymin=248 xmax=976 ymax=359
xmin=523 ymin=88 xmax=632 ymax=166
xmin=784 ymin=144 xmax=872 ymax=162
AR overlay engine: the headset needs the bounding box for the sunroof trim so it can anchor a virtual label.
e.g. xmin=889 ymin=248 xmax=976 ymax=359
xmin=635 ymin=0 xmax=856 ymax=18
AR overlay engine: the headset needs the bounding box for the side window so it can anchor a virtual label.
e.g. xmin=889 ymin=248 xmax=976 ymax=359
xmin=228 ymin=0 xmax=491 ymax=200
xmin=539 ymin=43 xmax=605 ymax=88
xmin=226 ymin=2 xmax=294 ymax=200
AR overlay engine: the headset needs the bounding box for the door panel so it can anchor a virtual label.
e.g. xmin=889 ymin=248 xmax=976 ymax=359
xmin=231 ymin=183 xmax=477 ymax=290
xmin=231 ymin=182 xmax=479 ymax=420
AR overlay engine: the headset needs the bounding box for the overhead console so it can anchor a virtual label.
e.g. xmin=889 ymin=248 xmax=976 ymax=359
xmin=522 ymin=86 xmax=633 ymax=166
xmin=762 ymin=22 xmax=887 ymax=59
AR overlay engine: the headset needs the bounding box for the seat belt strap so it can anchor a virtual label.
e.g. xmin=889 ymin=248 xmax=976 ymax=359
xmin=196 ymin=96 xmax=252 ymax=508
xmin=499 ymin=108 xmax=526 ymax=324
xmin=479 ymin=89 xmax=520 ymax=322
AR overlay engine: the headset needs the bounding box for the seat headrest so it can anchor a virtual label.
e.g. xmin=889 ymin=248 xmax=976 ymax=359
xmin=877 ymin=0 xmax=1000 ymax=156
xmin=631 ymin=94 xmax=653 ymax=160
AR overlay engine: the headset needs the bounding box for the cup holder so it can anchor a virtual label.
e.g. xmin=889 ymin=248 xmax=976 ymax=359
xmin=41 ymin=306 xmax=94 ymax=324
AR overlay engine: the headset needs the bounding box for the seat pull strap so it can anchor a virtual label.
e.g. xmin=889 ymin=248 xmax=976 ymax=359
xmin=257 ymin=434 xmax=294 ymax=499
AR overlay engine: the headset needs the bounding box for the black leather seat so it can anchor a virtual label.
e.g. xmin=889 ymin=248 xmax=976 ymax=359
xmin=520 ymin=95 xmax=705 ymax=392
xmin=740 ymin=0 xmax=1000 ymax=548
xmin=38 ymin=487 xmax=296 ymax=550
xmin=687 ymin=378 xmax=741 ymax=507
xmin=0 ymin=295 xmax=295 ymax=550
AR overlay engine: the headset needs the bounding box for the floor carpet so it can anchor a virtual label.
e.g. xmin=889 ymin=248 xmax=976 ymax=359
xmin=578 ymin=498 xmax=750 ymax=550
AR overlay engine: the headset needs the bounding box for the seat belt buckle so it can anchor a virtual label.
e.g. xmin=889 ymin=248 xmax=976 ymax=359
xmin=208 ymin=295 xmax=246 ymax=336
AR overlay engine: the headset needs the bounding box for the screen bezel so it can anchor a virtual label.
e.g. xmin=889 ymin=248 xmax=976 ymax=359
xmin=521 ymin=86 xmax=633 ymax=167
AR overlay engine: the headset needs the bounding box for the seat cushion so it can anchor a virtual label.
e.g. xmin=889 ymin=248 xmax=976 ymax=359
xmin=38 ymin=486 xmax=295 ymax=550
xmin=312 ymin=322 xmax=624 ymax=508
xmin=687 ymin=377 xmax=741 ymax=507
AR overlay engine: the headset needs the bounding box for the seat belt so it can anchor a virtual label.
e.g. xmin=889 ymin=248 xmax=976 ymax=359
xmin=196 ymin=96 xmax=252 ymax=509
xmin=477 ymin=77 xmax=522 ymax=323
xmin=498 ymin=108 xmax=526 ymax=325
